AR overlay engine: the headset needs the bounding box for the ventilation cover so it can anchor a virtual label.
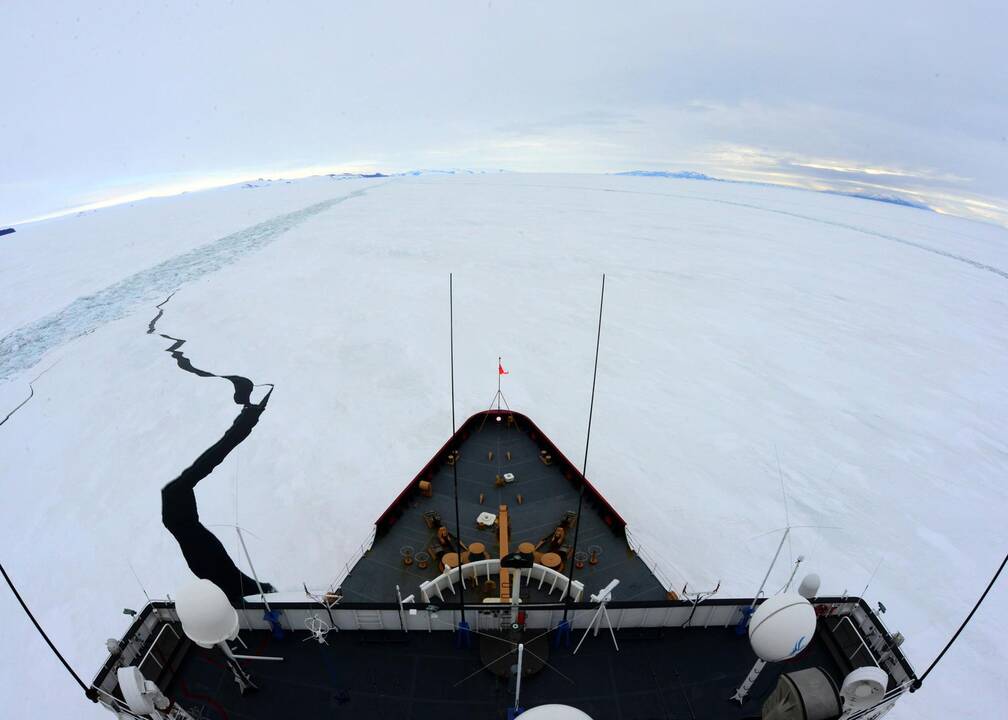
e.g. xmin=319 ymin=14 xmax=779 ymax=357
xmin=762 ymin=667 xmax=841 ymax=720
xmin=840 ymin=666 xmax=888 ymax=712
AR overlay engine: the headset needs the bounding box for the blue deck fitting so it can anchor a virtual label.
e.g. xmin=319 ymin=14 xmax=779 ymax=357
xmin=456 ymin=620 xmax=471 ymax=648
xmin=553 ymin=618 xmax=572 ymax=648
xmin=264 ymin=609 xmax=285 ymax=639
xmin=734 ymin=606 xmax=754 ymax=635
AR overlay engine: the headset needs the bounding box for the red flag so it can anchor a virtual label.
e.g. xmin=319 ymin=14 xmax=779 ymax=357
xmin=499 ymin=361 xmax=508 ymax=375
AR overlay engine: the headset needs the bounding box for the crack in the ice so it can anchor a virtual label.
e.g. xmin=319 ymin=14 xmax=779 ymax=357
xmin=0 ymin=385 xmax=34 ymax=428
xmin=0 ymin=362 xmax=60 ymax=428
xmin=147 ymin=291 xmax=177 ymax=334
xmin=154 ymin=295 xmax=274 ymax=603
xmin=158 ymin=333 xmax=272 ymax=405
xmin=0 ymin=180 xmax=388 ymax=382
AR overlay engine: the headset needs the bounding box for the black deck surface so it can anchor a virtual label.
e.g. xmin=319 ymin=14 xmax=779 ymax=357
xmin=166 ymin=624 xmax=846 ymax=720
xmin=339 ymin=416 xmax=667 ymax=604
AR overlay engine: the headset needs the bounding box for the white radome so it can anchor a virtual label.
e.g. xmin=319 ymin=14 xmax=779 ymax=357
xmin=518 ymin=705 xmax=594 ymax=719
xmin=797 ymin=573 xmax=821 ymax=599
xmin=749 ymin=592 xmax=816 ymax=662
xmin=116 ymin=667 xmax=155 ymax=715
xmin=174 ymin=578 xmax=240 ymax=648
xmin=841 ymin=666 xmax=889 ymax=708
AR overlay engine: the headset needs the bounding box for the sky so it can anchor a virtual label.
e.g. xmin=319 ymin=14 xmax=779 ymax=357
xmin=2 ymin=1 xmax=1007 ymax=226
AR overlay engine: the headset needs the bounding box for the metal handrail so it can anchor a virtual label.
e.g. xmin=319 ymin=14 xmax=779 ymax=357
xmin=834 ymin=615 xmax=881 ymax=668
xmin=624 ymin=527 xmax=690 ymax=594
xmin=306 ymin=526 xmax=377 ymax=600
xmin=845 ymin=681 xmax=911 ymax=720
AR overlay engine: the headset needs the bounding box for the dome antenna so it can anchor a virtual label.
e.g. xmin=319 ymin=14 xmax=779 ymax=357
xmin=175 ymin=578 xmax=283 ymax=695
xmin=730 ymin=592 xmax=816 ymax=704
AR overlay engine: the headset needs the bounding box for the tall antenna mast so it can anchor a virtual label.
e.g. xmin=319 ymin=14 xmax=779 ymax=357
xmin=449 ymin=274 xmax=469 ymax=645
xmin=127 ymin=561 xmax=154 ymax=609
xmin=563 ymin=273 xmax=606 ymax=624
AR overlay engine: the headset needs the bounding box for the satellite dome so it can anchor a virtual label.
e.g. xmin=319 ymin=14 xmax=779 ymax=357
xmin=175 ymin=578 xmax=240 ymax=648
xmin=749 ymin=592 xmax=816 ymax=662
xmin=116 ymin=666 xmax=156 ymax=714
xmin=518 ymin=705 xmax=594 ymax=719
xmin=798 ymin=573 xmax=821 ymax=599
xmin=841 ymin=666 xmax=888 ymax=710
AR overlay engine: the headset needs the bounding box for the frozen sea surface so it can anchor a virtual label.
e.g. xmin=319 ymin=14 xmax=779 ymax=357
xmin=0 ymin=180 xmax=387 ymax=381
xmin=0 ymin=173 xmax=1006 ymax=718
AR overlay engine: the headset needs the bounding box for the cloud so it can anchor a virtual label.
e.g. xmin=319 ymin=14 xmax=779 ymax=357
xmin=8 ymin=162 xmax=384 ymax=225
xmin=2 ymin=3 xmax=1005 ymax=228
xmin=788 ymin=161 xmax=960 ymax=181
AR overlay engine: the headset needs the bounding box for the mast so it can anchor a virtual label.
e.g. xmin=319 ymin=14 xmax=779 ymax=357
xmin=450 ymin=274 xmax=468 ymax=636
xmin=564 ymin=273 xmax=606 ymax=622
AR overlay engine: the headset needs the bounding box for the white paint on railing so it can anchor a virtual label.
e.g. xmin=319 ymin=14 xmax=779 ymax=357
xmin=418 ymin=560 xmax=585 ymax=604
xmin=624 ymin=527 xmax=689 ymax=593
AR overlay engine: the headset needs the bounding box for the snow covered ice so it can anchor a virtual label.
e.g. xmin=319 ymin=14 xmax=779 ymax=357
xmin=0 ymin=173 xmax=1006 ymax=718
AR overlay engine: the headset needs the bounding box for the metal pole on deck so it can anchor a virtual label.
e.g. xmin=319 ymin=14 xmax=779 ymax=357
xmin=237 ymin=526 xmax=285 ymax=638
xmin=730 ymin=658 xmax=766 ymax=704
xmin=396 ymin=584 xmax=408 ymax=633
xmin=735 ymin=526 xmax=790 ymax=635
xmin=751 ymin=527 xmax=790 ymax=610
xmin=514 ymin=642 xmax=525 ymax=711
xmin=450 ymin=274 xmax=470 ymax=646
xmin=236 ymin=527 xmax=271 ymax=613
xmin=562 ymin=274 xmax=606 ymax=630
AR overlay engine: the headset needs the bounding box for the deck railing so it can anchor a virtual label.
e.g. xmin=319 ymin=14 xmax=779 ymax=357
xmin=305 ymin=525 xmax=377 ymax=600
xmin=227 ymin=598 xmax=859 ymax=635
xmin=624 ymin=527 xmax=690 ymax=595
xmin=419 ymin=559 xmax=585 ymax=603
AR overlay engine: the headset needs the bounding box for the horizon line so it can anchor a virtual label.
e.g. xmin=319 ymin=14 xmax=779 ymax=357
xmin=6 ymin=167 xmax=1007 ymax=231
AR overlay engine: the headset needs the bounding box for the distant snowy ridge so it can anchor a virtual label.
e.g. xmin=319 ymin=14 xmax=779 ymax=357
xmin=614 ymin=170 xmax=933 ymax=212
xmin=615 ymin=170 xmax=723 ymax=181
xmin=236 ymin=166 xmax=504 ymax=186
xmin=397 ymin=168 xmax=506 ymax=176
xmin=821 ymin=190 xmax=931 ymax=210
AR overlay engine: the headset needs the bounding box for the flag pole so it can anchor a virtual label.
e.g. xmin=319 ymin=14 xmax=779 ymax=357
xmin=450 ymin=274 xmax=469 ymax=645
xmin=497 ymin=356 xmax=502 ymax=410
xmin=562 ymin=273 xmax=606 ymax=626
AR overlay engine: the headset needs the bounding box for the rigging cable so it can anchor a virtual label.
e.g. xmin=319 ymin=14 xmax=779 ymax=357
xmin=0 ymin=561 xmax=97 ymax=701
xmin=911 ymin=551 xmax=1007 ymax=690
xmin=564 ymin=273 xmax=606 ymax=621
xmin=449 ymin=273 xmax=465 ymax=627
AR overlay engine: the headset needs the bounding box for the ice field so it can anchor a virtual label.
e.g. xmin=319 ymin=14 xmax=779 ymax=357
xmin=1 ymin=173 xmax=1006 ymax=718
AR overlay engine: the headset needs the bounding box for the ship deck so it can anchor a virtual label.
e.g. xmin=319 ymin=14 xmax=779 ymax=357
xmin=99 ymin=409 xmax=917 ymax=718
xmin=164 ymin=622 xmax=848 ymax=720
xmin=338 ymin=412 xmax=667 ymax=605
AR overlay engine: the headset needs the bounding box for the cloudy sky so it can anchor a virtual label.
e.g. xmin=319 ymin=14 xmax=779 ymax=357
xmin=3 ymin=1 xmax=1006 ymax=225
